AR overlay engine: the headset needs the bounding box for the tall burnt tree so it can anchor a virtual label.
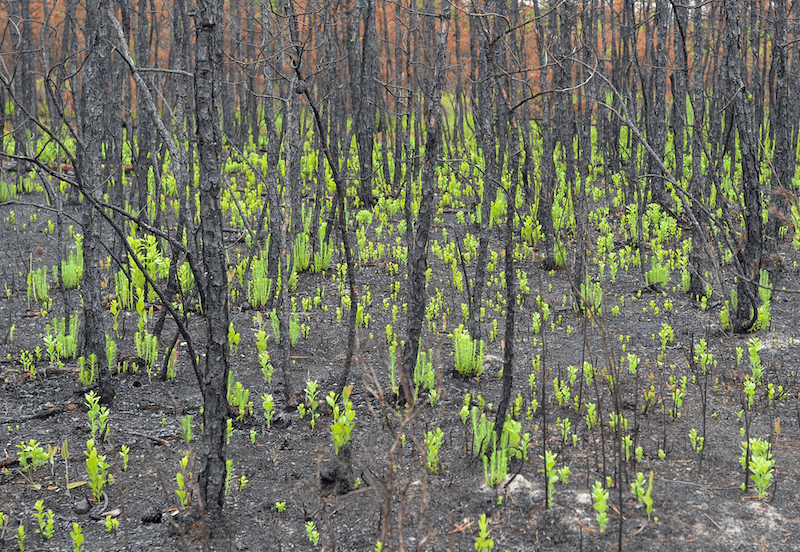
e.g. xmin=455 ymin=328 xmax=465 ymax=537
xmin=78 ymin=0 xmax=114 ymax=403
xmin=6 ymin=0 xmax=36 ymax=172
xmin=194 ymin=0 xmax=231 ymax=519
xmin=402 ymin=3 xmax=450 ymax=400
xmin=764 ymin=0 xmax=792 ymax=273
xmin=723 ymin=0 xmax=762 ymax=332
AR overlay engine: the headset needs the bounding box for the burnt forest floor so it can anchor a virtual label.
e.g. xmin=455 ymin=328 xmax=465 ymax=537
xmin=2 ymin=191 xmax=800 ymax=552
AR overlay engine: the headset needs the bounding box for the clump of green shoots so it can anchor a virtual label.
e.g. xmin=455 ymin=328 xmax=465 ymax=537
xmin=645 ymin=256 xmax=669 ymax=289
xmin=413 ymin=345 xmax=438 ymax=403
xmin=755 ymin=269 xmax=772 ymax=330
xmin=181 ymin=415 xmax=193 ymax=443
xmin=78 ymin=354 xmax=98 ymax=386
xmin=578 ymin=274 xmax=602 ymax=316
xmin=254 ymin=316 xmax=274 ymax=383
xmin=134 ymin=295 xmax=158 ymax=369
xmin=741 ymin=438 xmax=774 ymax=499
xmin=327 ymin=385 xmax=356 ymax=454
xmin=227 ymin=372 xmax=253 ymax=421
xmin=298 ymin=380 xmax=321 ymax=428
xmin=452 ymin=324 xmax=485 ymax=379
xmin=27 ymin=263 xmax=52 ymax=310
xmin=44 ymin=312 xmax=79 ymax=367
xmin=689 ymin=428 xmax=704 ymax=454
xmin=424 ymin=428 xmax=444 ymax=473
xmin=248 ymin=248 xmax=274 ymax=308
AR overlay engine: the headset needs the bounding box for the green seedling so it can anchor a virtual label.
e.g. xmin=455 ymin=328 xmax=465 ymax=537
xmin=33 ymin=500 xmax=54 ymax=539
xmin=275 ymin=501 xmax=286 ymax=513
xmin=631 ymin=471 xmax=647 ymax=503
xmin=119 ymin=445 xmax=130 ymax=471
xmin=16 ymin=523 xmax=25 ymax=552
xmin=84 ymin=439 xmax=110 ymax=502
xmin=327 ymin=385 xmax=356 ymax=454
xmin=306 ymin=521 xmax=320 ymax=546
xmin=741 ymin=438 xmax=774 ymax=499
xmin=16 ymin=439 xmax=50 ymax=476
xmin=424 ymin=428 xmax=444 ymax=473
xmin=176 ymin=451 xmax=190 ymax=508
xmin=61 ymin=439 xmax=71 ymax=487
xmin=181 ymin=415 xmax=193 ymax=443
xmin=70 ymin=523 xmax=83 ymax=552
xmin=689 ymin=428 xmax=704 ymax=453
xmin=262 ymin=393 xmax=275 ymax=428
xmin=225 ymin=459 xmax=234 ymax=495
xmin=298 ymin=380 xmax=321 ymax=428
xmin=557 ymin=417 xmax=571 ymax=443
xmin=85 ymin=390 xmax=110 ymax=441
xmin=592 ymin=480 xmax=609 ymax=532
xmin=540 ymin=449 xmax=559 ymax=508
xmin=474 ymin=513 xmax=494 ymax=552
xmin=644 ymin=471 xmax=655 ymax=520
xmin=623 ymin=434 xmax=633 ymax=461
xmin=105 ymin=515 xmax=119 ymax=533
xmin=228 ymin=322 xmax=240 ymax=354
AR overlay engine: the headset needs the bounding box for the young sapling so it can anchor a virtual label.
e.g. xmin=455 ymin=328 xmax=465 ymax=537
xmin=591 ymin=481 xmax=609 ymax=532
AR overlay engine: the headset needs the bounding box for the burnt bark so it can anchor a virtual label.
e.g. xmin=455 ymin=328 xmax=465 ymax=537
xmin=79 ymin=0 xmax=114 ymax=403
xmin=194 ymin=0 xmax=231 ymax=521
xmin=724 ymin=0 xmax=762 ymax=332
xmin=402 ymin=5 xmax=450 ymax=401
xmin=764 ymin=0 xmax=792 ymax=274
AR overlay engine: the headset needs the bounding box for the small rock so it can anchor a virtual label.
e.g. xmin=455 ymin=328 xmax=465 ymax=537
xmin=74 ymin=498 xmax=91 ymax=515
xmin=141 ymin=504 xmax=163 ymax=524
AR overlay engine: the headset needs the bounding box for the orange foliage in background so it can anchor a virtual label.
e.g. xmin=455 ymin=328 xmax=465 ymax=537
xmin=0 ymin=0 xmax=782 ymax=126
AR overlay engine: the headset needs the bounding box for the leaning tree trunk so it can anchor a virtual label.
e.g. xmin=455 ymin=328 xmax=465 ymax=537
xmin=194 ymin=0 xmax=231 ymax=523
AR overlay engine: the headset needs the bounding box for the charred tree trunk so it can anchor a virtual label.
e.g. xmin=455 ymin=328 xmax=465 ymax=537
xmin=724 ymin=0 xmax=762 ymax=332
xmin=194 ymin=0 xmax=231 ymax=522
xmin=764 ymin=0 xmax=792 ymax=274
xmin=402 ymin=6 xmax=450 ymax=401
xmin=79 ymin=0 xmax=113 ymax=403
